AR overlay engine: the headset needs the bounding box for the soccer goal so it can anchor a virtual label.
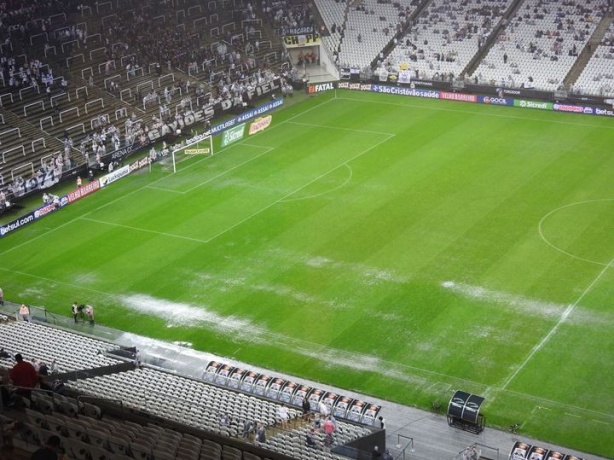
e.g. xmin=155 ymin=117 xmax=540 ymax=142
xmin=170 ymin=131 xmax=213 ymax=173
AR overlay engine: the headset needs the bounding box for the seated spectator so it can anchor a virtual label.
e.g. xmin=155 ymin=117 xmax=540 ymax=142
xmin=49 ymin=360 xmax=58 ymax=375
xmin=1 ymin=418 xmax=23 ymax=458
xmin=306 ymin=428 xmax=318 ymax=449
xmin=242 ymin=419 xmax=253 ymax=438
xmin=254 ymin=423 xmax=266 ymax=444
xmin=38 ymin=361 xmax=49 ymax=376
xmin=31 ymin=435 xmax=62 ymax=460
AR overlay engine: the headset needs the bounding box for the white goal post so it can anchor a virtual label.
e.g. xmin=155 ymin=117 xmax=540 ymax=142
xmin=170 ymin=131 xmax=213 ymax=173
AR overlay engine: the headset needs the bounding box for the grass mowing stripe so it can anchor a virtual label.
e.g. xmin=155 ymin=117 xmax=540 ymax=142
xmin=201 ymin=133 xmax=395 ymax=244
xmin=501 ymin=256 xmax=614 ymax=390
xmin=2 ymin=92 xmax=612 ymax=457
xmin=538 ymin=199 xmax=614 ymax=267
xmin=0 ymin=96 xmax=336 ymax=257
xmin=181 ymin=147 xmax=275 ymax=194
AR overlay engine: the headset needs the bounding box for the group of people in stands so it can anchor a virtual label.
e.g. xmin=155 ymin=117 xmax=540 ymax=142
xmin=0 ymin=0 xmax=303 ymax=204
xmin=1 ymin=352 xmax=59 ymax=406
xmin=0 ymin=189 xmax=10 ymax=213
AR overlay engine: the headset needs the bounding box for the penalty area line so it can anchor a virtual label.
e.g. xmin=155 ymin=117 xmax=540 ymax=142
xmin=285 ymin=121 xmax=395 ymax=136
xmin=201 ymin=133 xmax=395 ymax=244
xmin=79 ymin=217 xmax=209 ymax=243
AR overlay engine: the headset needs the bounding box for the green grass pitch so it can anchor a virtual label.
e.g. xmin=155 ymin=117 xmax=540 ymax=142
xmin=1 ymin=90 xmax=613 ymax=457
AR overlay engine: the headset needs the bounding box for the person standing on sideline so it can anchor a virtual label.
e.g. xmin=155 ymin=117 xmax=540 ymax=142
xmin=378 ymin=415 xmax=386 ymax=430
xmin=241 ymin=420 xmax=252 ymax=439
xmin=19 ymin=304 xmax=30 ymax=322
xmin=71 ymin=302 xmax=79 ymax=323
xmin=76 ymin=176 xmax=82 ymax=188
xmin=0 ymin=286 xmax=4 ymax=305
xmin=85 ymin=305 xmax=94 ymax=325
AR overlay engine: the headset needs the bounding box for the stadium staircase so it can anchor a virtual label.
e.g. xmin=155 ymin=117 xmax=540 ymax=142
xmin=461 ymin=0 xmax=526 ymax=78
xmin=563 ymin=11 xmax=614 ymax=88
xmin=367 ymin=0 xmax=434 ymax=69
xmin=0 ymin=0 xmax=289 ymax=198
xmin=0 ymin=104 xmax=65 ymax=178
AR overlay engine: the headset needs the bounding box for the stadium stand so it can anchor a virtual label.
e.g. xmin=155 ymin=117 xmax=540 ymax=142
xmin=573 ymin=20 xmax=614 ymax=95
xmin=469 ymin=0 xmax=610 ymax=90
xmin=386 ymin=0 xmax=513 ymax=82
xmin=314 ymin=0 xmax=416 ymax=70
xmin=0 ymin=321 xmax=120 ymax=372
xmin=0 ymin=316 xmax=378 ymax=460
xmin=0 ymin=0 xmax=289 ymax=208
xmin=3 ymin=2 xmax=614 ymax=460
xmin=2 ymin=0 xmax=614 ymax=214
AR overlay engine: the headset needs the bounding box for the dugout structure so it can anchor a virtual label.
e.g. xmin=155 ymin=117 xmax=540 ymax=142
xmin=447 ymin=390 xmax=485 ymax=434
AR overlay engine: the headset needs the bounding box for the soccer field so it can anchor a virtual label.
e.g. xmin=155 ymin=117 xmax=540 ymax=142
xmin=1 ymin=91 xmax=613 ymax=457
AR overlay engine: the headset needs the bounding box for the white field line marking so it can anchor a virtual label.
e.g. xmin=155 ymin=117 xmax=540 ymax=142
xmin=0 ymin=97 xmax=336 ymax=258
xmin=145 ymin=98 xmax=340 ymax=193
xmin=501 ymin=257 xmax=614 ymax=389
xmin=335 ymin=96 xmax=614 ymax=129
xmin=68 ymin=135 xmax=391 ymax=243
xmin=503 ymin=388 xmax=613 ymax=420
xmin=181 ymin=146 xmax=274 ymax=194
xmin=280 ymin=164 xmax=353 ymax=202
xmin=170 ymin=97 xmax=338 ymax=177
xmin=145 ymin=186 xmax=185 ymax=194
xmin=286 ymin=120 xmax=395 ymax=136
xmin=538 ymin=199 xmax=614 ymax=267
xmin=80 ymin=217 xmax=209 ymax=243
xmin=591 ymin=419 xmax=611 ymax=425
xmin=240 ymin=143 xmax=270 ymax=148
xmin=0 ymin=267 xmax=111 ymax=297
xmin=1 ymin=262 xmax=613 ymax=420
xmin=200 ymin=133 xmax=394 ymax=244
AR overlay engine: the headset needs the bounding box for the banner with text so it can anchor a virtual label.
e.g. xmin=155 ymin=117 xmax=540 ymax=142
xmin=211 ymin=99 xmax=284 ymax=135
xmin=283 ymin=33 xmax=320 ymax=48
xmin=221 ymin=123 xmax=246 ymax=147
xmin=440 ymin=92 xmax=477 ymax=103
xmin=478 ymin=95 xmax=514 ymax=106
xmin=514 ymin=99 xmax=553 ymax=110
xmin=249 ymin=116 xmax=272 ymax=135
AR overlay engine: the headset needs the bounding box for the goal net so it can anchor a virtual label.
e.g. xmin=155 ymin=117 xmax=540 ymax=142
xmin=170 ymin=132 xmax=213 ymax=173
